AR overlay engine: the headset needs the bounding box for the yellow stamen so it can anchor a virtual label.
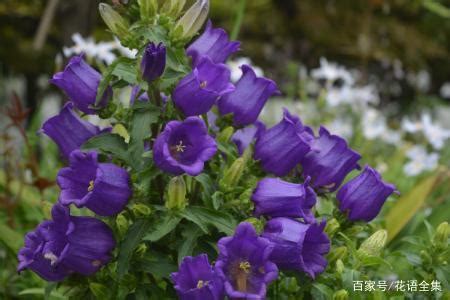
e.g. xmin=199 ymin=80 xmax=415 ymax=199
xmin=91 ymin=260 xmax=102 ymax=267
xmin=197 ymin=280 xmax=208 ymax=289
xmin=200 ymin=81 xmax=207 ymax=88
xmin=175 ymin=140 xmax=186 ymax=152
xmin=88 ymin=180 xmax=95 ymax=192
xmin=239 ymin=261 xmax=251 ymax=273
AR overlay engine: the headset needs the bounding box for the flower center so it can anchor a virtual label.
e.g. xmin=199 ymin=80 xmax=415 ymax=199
xmin=200 ymin=81 xmax=207 ymax=88
xmin=174 ymin=140 xmax=186 ymax=153
xmin=87 ymin=180 xmax=95 ymax=192
xmin=235 ymin=261 xmax=251 ymax=292
xmin=44 ymin=252 xmax=58 ymax=266
xmin=239 ymin=261 xmax=251 ymax=273
xmin=196 ymin=280 xmax=208 ymax=289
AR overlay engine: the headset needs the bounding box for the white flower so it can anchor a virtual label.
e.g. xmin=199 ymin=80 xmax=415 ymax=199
xmin=407 ymin=70 xmax=431 ymax=92
xmin=113 ymin=37 xmax=138 ymax=59
xmin=228 ymin=57 xmax=263 ymax=82
xmin=311 ymin=57 xmax=354 ymax=87
xmin=440 ymin=82 xmax=450 ymax=99
xmin=403 ymin=145 xmax=439 ymax=177
xmin=327 ymin=118 xmax=353 ymax=139
xmin=421 ymin=113 xmax=450 ymax=150
xmin=362 ymin=109 xmax=386 ymax=139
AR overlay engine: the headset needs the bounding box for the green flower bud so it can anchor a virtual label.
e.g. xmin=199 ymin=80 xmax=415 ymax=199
xmin=135 ymin=243 xmax=148 ymax=256
xmin=131 ymin=203 xmax=152 ymax=217
xmin=99 ymin=3 xmax=129 ymax=38
xmin=433 ymin=221 xmax=449 ymax=250
xmin=116 ymin=213 xmax=129 ymax=235
xmin=166 ymin=176 xmax=187 ymax=210
xmin=357 ymin=229 xmax=387 ymax=257
xmin=336 ymin=259 xmax=345 ymax=274
xmin=138 ymin=0 xmax=158 ymax=20
xmin=333 ymin=289 xmax=349 ymax=300
xmin=325 ymin=218 xmax=340 ymax=237
xmin=220 ymin=157 xmax=245 ymax=188
xmin=244 ymin=217 xmax=264 ymax=233
xmin=162 ymin=0 xmax=186 ymax=18
xmin=175 ymin=0 xmax=209 ymax=40
xmin=217 ymin=126 xmax=234 ymax=144
xmin=327 ymin=246 xmax=348 ymax=263
xmin=420 ymin=250 xmax=432 ymax=265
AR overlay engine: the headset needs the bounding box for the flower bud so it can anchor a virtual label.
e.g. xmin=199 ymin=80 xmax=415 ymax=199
xmin=217 ymin=126 xmax=234 ymax=144
xmin=325 ymin=218 xmax=340 ymax=237
xmin=243 ymin=217 xmax=264 ymax=233
xmin=220 ymin=157 xmax=245 ymax=188
xmin=135 ymin=243 xmax=148 ymax=256
xmin=131 ymin=203 xmax=152 ymax=217
xmin=336 ymin=259 xmax=345 ymax=274
xmin=161 ymin=0 xmax=186 ymax=18
xmin=138 ymin=0 xmax=158 ymax=20
xmin=99 ymin=3 xmax=129 ymax=38
xmin=328 ymin=246 xmax=348 ymax=263
xmin=357 ymin=229 xmax=387 ymax=257
xmin=333 ymin=289 xmax=349 ymax=300
xmin=166 ymin=176 xmax=187 ymax=210
xmin=116 ymin=213 xmax=129 ymax=235
xmin=433 ymin=221 xmax=449 ymax=250
xmin=420 ymin=250 xmax=432 ymax=265
xmin=175 ymin=0 xmax=209 ymax=40
xmin=141 ymin=42 xmax=166 ymax=83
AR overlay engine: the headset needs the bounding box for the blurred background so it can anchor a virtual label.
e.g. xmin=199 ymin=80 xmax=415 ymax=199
xmin=0 ymin=0 xmax=449 ymax=297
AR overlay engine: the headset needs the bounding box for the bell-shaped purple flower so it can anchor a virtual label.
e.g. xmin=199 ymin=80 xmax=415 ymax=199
xmin=251 ymin=177 xmax=316 ymax=222
xmin=254 ymin=109 xmax=314 ymax=176
xmin=231 ymin=121 xmax=266 ymax=155
xmin=40 ymin=103 xmax=107 ymax=158
xmin=153 ymin=117 xmax=217 ymax=176
xmin=50 ymin=55 xmax=112 ymax=114
xmin=218 ymin=65 xmax=279 ymax=126
xmin=171 ymin=254 xmax=224 ymax=300
xmin=57 ymin=150 xmax=132 ymax=216
xmin=215 ymin=222 xmax=278 ymax=299
xmin=337 ymin=165 xmax=397 ymax=222
xmin=173 ymin=56 xmax=234 ymax=116
xmin=18 ymin=204 xmax=115 ymax=281
xmin=141 ymin=42 xmax=166 ymax=83
xmin=301 ymin=126 xmax=361 ymax=192
xmin=262 ymin=218 xmax=330 ymax=279
xmin=187 ymin=20 xmax=240 ymax=66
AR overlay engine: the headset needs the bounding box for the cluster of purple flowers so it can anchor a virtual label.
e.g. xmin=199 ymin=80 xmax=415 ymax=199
xmin=168 ymin=21 xmax=397 ymax=299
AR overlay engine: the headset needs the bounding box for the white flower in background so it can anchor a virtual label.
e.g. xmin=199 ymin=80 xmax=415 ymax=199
xmin=403 ymin=145 xmax=439 ymax=177
xmin=228 ymin=57 xmax=264 ymax=82
xmin=407 ymin=70 xmax=431 ymax=92
xmin=113 ymin=37 xmax=138 ymax=59
xmin=401 ymin=113 xmax=450 ymax=150
xmin=311 ymin=57 xmax=354 ymax=87
xmin=362 ymin=108 xmax=386 ymax=139
xmin=326 ymin=118 xmax=353 ymax=139
xmin=440 ymin=82 xmax=450 ymax=99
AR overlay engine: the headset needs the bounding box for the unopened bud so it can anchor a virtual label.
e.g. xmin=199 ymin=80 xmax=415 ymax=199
xmin=358 ymin=229 xmax=387 ymax=257
xmin=131 ymin=203 xmax=152 ymax=217
xmin=166 ymin=176 xmax=187 ymax=210
xmin=336 ymin=259 xmax=345 ymax=274
xmin=333 ymin=289 xmax=349 ymax=300
xmin=420 ymin=250 xmax=432 ymax=265
xmin=220 ymin=157 xmax=245 ymax=188
xmin=433 ymin=221 xmax=449 ymax=250
xmin=138 ymin=0 xmax=158 ymax=20
xmin=99 ymin=3 xmax=129 ymax=38
xmin=175 ymin=0 xmax=209 ymax=39
xmin=328 ymin=246 xmax=348 ymax=263
xmin=135 ymin=243 xmax=147 ymax=256
xmin=162 ymin=0 xmax=186 ymax=18
xmin=244 ymin=217 xmax=264 ymax=233
xmin=325 ymin=218 xmax=340 ymax=237
xmin=217 ymin=126 xmax=234 ymax=144
xmin=116 ymin=213 xmax=129 ymax=235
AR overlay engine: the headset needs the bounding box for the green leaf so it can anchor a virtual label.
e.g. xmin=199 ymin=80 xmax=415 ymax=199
xmin=117 ymin=219 xmax=152 ymax=278
xmin=19 ymin=288 xmax=66 ymax=300
xmin=89 ymin=283 xmax=110 ymax=300
xmin=112 ymin=58 xmax=138 ymax=84
xmin=423 ymin=0 xmax=450 ymax=18
xmin=385 ymin=173 xmax=439 ymax=242
xmin=82 ymin=133 xmax=130 ymax=163
xmin=143 ymin=213 xmax=181 ymax=241
xmin=0 ymin=223 xmax=23 ymax=252
xmin=181 ymin=206 xmax=237 ymax=235
xmin=311 ymin=283 xmax=333 ymax=300
xmin=138 ymin=255 xmax=178 ymax=279
xmin=178 ymin=224 xmax=203 ymax=264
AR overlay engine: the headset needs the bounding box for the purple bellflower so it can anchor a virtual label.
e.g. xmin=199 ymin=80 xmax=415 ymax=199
xmin=187 ymin=20 xmax=240 ymax=66
xmin=251 ymin=177 xmax=316 ymax=222
xmin=231 ymin=121 xmax=266 ymax=155
xmin=173 ymin=56 xmax=234 ymax=116
xmin=254 ymin=109 xmax=314 ymax=176
xmin=301 ymin=126 xmax=361 ymax=192
xmin=40 ymin=103 xmax=107 ymax=159
xmin=262 ymin=218 xmax=330 ymax=279
xmin=18 ymin=204 xmax=115 ymax=281
xmin=50 ymin=55 xmax=112 ymax=114
xmin=215 ymin=222 xmax=278 ymax=299
xmin=141 ymin=42 xmax=166 ymax=83
xmin=153 ymin=117 xmax=217 ymax=176
xmin=337 ymin=165 xmax=397 ymax=222
xmin=171 ymin=254 xmax=224 ymax=300
xmin=218 ymin=65 xmax=279 ymax=126
xmin=57 ymin=150 xmax=132 ymax=216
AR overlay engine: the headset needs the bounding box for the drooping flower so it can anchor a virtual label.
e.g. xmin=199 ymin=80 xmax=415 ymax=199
xmin=254 ymin=109 xmax=314 ymax=176
xmin=251 ymin=177 xmax=316 ymax=222
xmin=262 ymin=217 xmax=330 ymax=279
xmin=215 ymin=222 xmax=278 ymax=299
xmin=140 ymin=42 xmax=166 ymax=83
xmin=187 ymin=20 xmax=240 ymax=66
xmin=173 ymin=56 xmax=234 ymax=116
xmin=50 ymin=55 xmax=112 ymax=114
xmin=231 ymin=121 xmax=265 ymax=155
xmin=57 ymin=150 xmax=132 ymax=216
xmin=337 ymin=165 xmax=397 ymax=222
xmin=171 ymin=254 xmax=224 ymax=300
xmin=218 ymin=65 xmax=279 ymax=126
xmin=40 ymin=103 xmax=107 ymax=158
xmin=301 ymin=126 xmax=361 ymax=192
xmin=153 ymin=117 xmax=217 ymax=176
xmin=18 ymin=204 xmax=115 ymax=281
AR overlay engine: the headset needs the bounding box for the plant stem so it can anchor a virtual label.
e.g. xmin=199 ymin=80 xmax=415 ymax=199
xmin=231 ymin=0 xmax=247 ymax=40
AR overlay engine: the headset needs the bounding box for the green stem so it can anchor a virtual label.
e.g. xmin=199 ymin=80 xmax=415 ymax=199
xmin=231 ymin=0 xmax=247 ymax=40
